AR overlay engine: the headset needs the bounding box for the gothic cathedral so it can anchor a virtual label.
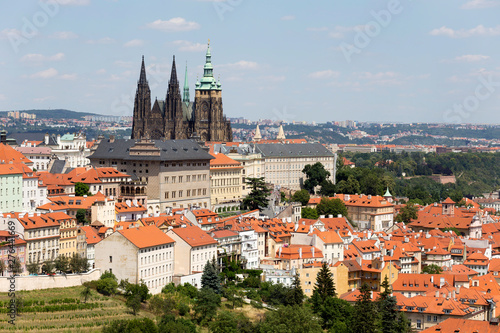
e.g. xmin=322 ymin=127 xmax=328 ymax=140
xmin=131 ymin=43 xmax=233 ymax=142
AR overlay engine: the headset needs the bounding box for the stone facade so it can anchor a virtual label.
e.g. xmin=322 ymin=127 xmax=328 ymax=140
xmin=131 ymin=43 xmax=232 ymax=143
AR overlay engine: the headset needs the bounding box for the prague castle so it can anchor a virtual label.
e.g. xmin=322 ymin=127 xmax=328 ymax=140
xmin=131 ymin=42 xmax=233 ymax=142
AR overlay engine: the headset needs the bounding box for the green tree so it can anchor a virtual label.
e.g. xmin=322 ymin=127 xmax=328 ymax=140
xmin=352 ymin=283 xmax=377 ymax=333
xmin=395 ymin=202 xmax=419 ymax=223
xmin=158 ymin=315 xmax=197 ymax=333
xmin=80 ymin=285 xmax=92 ymax=303
xmin=422 ymin=264 xmax=443 ymax=274
xmin=210 ymin=311 xmax=254 ymax=333
xmin=194 ymin=288 xmax=221 ymax=325
xmin=123 ymin=281 xmax=151 ymax=302
xmin=301 ymin=207 xmax=319 ymax=219
xmin=257 ymin=305 xmax=323 ymax=333
xmin=319 ymin=297 xmax=353 ymax=330
xmin=75 ymin=182 xmax=91 ymax=196
xmin=303 ymin=162 xmax=331 ymax=194
xmin=201 ymin=260 xmax=222 ymax=294
xmin=76 ymin=209 xmax=88 ymax=224
xmin=242 ymin=177 xmax=271 ymax=211
xmin=289 ymin=273 xmax=304 ymax=306
xmin=126 ymin=293 xmax=142 ymax=316
xmin=102 ymin=318 xmax=157 ymax=333
xmin=335 ymin=175 xmax=360 ymax=194
xmin=148 ymin=294 xmax=175 ymax=317
xmin=0 ymin=260 xmax=5 ymax=276
xmin=9 ymin=256 xmax=23 ymax=275
xmin=311 ymin=262 xmax=336 ymax=313
xmin=316 ymin=198 xmax=348 ymax=217
xmin=96 ymin=278 xmax=118 ymax=296
xmin=55 ymin=255 xmax=69 ymax=273
xmin=42 ymin=260 xmax=55 ymax=275
xmin=291 ymin=189 xmax=311 ymax=206
xmin=27 ymin=261 xmax=40 ymax=275
xmin=224 ymin=284 xmax=244 ymax=309
xmin=319 ymin=180 xmax=336 ymax=196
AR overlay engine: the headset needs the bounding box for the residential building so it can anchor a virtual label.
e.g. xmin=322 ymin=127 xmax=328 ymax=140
xmin=166 ymin=224 xmax=218 ymax=287
xmin=209 ymin=152 xmax=242 ymax=211
xmin=0 ymin=231 xmax=27 ymax=276
xmin=80 ymin=226 xmax=101 ymax=269
xmin=95 ymin=225 xmax=175 ymax=294
xmin=14 ymin=146 xmax=52 ymax=171
xmin=0 ymin=164 xmax=23 ymax=212
xmin=50 ymin=133 xmax=90 ymax=168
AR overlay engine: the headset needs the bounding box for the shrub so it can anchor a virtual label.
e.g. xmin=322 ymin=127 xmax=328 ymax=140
xmin=96 ymin=278 xmax=118 ymax=296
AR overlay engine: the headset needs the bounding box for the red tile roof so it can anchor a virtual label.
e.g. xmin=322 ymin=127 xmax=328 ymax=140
xmin=80 ymin=226 xmax=102 ymax=245
xmin=421 ymin=318 xmax=500 ymax=333
xmin=170 ymin=224 xmax=218 ymax=247
xmin=118 ymin=225 xmax=174 ymax=249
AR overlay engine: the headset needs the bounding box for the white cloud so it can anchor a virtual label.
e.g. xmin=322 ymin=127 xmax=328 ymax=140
xmin=34 ymin=96 xmax=54 ymax=103
xmin=308 ymin=70 xmax=340 ymax=79
xmin=218 ymin=60 xmax=259 ymax=70
xmin=145 ymin=18 xmax=200 ymax=32
xmin=30 ymin=68 xmax=59 ymax=79
xmin=172 ymin=40 xmax=206 ymax=52
xmin=453 ymin=54 xmax=490 ymax=62
xmin=96 ymin=69 xmax=107 ymax=75
xmin=59 ymin=73 xmax=77 ymax=80
xmin=86 ymin=37 xmax=116 ymax=44
xmin=0 ymin=94 xmax=6 ymax=101
xmin=0 ymin=28 xmax=22 ymax=40
xmin=281 ymin=15 xmax=295 ymax=21
xmin=461 ymin=0 xmax=500 ymax=9
xmin=46 ymin=0 xmax=90 ymax=5
xmin=430 ymin=25 xmax=500 ymax=38
xmin=50 ymin=31 xmax=78 ymax=39
xmin=123 ymin=39 xmax=144 ymax=47
xmin=21 ymin=53 xmax=65 ymax=63
xmin=357 ymin=71 xmax=402 ymax=85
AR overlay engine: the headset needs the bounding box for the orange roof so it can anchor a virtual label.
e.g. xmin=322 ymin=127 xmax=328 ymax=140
xmin=392 ymin=273 xmax=455 ymax=292
xmin=71 ymin=167 xmax=130 ymax=184
xmin=39 ymin=193 xmax=107 ymax=210
xmin=170 ymin=224 xmax=218 ymax=247
xmin=141 ymin=214 xmax=185 ymax=228
xmin=115 ymin=201 xmax=147 ymax=213
xmin=0 ymin=163 xmax=23 ymax=175
xmin=209 ymin=153 xmax=242 ymax=168
xmin=211 ymin=229 xmax=239 ymax=239
xmin=309 ymin=194 xmax=393 ymax=209
xmin=12 ymin=212 xmax=72 ymax=230
xmin=80 ymin=226 xmax=102 ymax=245
xmin=421 ymin=318 xmax=500 ymax=333
xmin=118 ymin=225 xmax=174 ymax=248
xmin=275 ymin=244 xmax=323 ymax=260
xmin=0 ymin=143 xmax=33 ymax=165
xmin=442 ymin=197 xmax=456 ymax=204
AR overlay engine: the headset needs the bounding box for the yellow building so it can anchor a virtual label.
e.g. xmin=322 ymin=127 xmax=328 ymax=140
xmin=298 ymin=262 xmax=349 ymax=297
xmin=209 ymin=152 xmax=242 ymax=212
xmin=59 ymin=218 xmax=78 ymax=258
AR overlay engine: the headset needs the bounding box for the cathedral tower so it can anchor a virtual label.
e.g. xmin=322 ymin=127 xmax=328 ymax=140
xmin=131 ymin=56 xmax=151 ymax=139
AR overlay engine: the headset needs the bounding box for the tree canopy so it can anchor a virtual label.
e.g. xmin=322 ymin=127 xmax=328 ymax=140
xmin=241 ymin=177 xmax=271 ymax=211
xmin=303 ymin=162 xmax=331 ymax=194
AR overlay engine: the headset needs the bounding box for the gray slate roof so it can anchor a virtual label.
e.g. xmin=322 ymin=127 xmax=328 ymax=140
xmin=88 ymin=139 xmax=213 ymax=162
xmin=50 ymin=160 xmax=66 ymax=174
xmin=255 ymin=143 xmax=334 ymax=158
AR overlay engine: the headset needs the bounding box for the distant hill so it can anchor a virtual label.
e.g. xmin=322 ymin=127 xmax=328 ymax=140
xmin=0 ymin=109 xmax=100 ymax=120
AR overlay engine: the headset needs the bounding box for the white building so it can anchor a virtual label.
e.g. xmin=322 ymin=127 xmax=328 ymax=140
xmin=240 ymin=228 xmax=259 ymax=269
xmin=49 ymin=133 xmax=90 ymax=168
xmin=95 ymin=225 xmax=175 ymax=294
xmin=312 ymin=230 xmax=344 ymax=264
xmin=17 ymin=164 xmax=48 ymax=212
xmin=167 ymin=224 xmax=218 ymax=288
xmin=15 ymin=146 xmax=52 ymax=171
xmin=80 ymin=226 xmax=101 ymax=269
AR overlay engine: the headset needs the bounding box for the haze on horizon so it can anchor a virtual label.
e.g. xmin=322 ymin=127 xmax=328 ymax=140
xmin=0 ymin=0 xmax=499 ymax=125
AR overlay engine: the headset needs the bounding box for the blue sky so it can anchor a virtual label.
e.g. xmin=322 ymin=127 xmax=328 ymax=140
xmin=1 ymin=0 xmax=499 ymax=124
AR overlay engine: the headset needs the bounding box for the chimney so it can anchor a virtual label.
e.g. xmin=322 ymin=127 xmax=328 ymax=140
xmin=312 ymin=247 xmax=315 ymax=257
xmin=320 ymin=215 xmax=325 ymax=219
xmin=109 ymin=135 xmax=115 ymax=143
xmin=367 ymin=195 xmax=372 ymax=199
xmin=456 ymin=286 xmax=460 ymax=295
xmin=435 ymin=290 xmax=439 ymax=298
xmin=44 ymin=133 xmax=49 ymax=145
xmin=337 ymin=214 xmax=342 ymax=218
xmin=440 ymin=277 xmax=445 ymax=287
xmin=279 ymin=246 xmax=282 ymax=257
xmin=452 ymin=290 xmax=456 ymax=299
xmin=328 ymin=215 xmax=333 ymax=218
xmin=299 ymin=247 xmax=302 ymax=259
xmin=431 ymin=276 xmax=434 ymax=284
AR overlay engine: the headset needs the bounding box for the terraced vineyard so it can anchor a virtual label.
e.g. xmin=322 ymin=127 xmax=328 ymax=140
xmin=0 ymin=286 xmax=156 ymax=332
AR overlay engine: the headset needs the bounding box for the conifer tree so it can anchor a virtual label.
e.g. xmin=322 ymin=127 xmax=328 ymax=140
xmin=201 ymin=260 xmax=222 ymax=294
xmin=311 ymin=262 xmax=336 ymax=312
xmin=289 ymin=273 xmax=304 ymax=306
xmin=352 ymin=283 xmax=377 ymax=333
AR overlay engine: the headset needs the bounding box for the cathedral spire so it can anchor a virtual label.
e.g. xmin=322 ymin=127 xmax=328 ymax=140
xmin=139 ymin=55 xmax=148 ymax=85
xmin=170 ymin=55 xmax=178 ymax=85
xmin=183 ymin=61 xmax=190 ymax=103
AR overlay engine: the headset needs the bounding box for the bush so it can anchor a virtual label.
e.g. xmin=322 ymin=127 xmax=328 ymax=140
xmin=177 ymin=303 xmax=190 ymax=316
xmin=250 ymin=300 xmax=264 ymax=309
xmin=96 ymin=278 xmax=118 ymax=296
xmin=101 ymin=270 xmax=117 ymax=281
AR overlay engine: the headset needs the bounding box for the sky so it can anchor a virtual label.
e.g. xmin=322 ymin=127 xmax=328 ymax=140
xmin=0 ymin=0 xmax=499 ymax=124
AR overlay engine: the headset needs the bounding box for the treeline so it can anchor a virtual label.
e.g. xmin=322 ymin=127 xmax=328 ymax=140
xmin=334 ymin=151 xmax=500 ymax=203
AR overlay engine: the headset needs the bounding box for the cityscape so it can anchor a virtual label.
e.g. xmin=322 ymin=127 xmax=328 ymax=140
xmin=1 ymin=1 xmax=500 ymax=332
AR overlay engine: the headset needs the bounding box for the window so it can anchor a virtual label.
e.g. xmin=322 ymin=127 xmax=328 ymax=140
xmin=416 ymin=320 xmax=421 ymax=329
xmin=109 ymin=256 xmax=113 ymax=263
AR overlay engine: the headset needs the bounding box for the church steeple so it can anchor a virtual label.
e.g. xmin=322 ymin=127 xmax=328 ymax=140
xmin=197 ymin=39 xmax=220 ymax=90
xmin=170 ymin=55 xmax=178 ymax=85
xmin=138 ymin=55 xmax=148 ymax=85
xmin=183 ymin=62 xmax=190 ymax=103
